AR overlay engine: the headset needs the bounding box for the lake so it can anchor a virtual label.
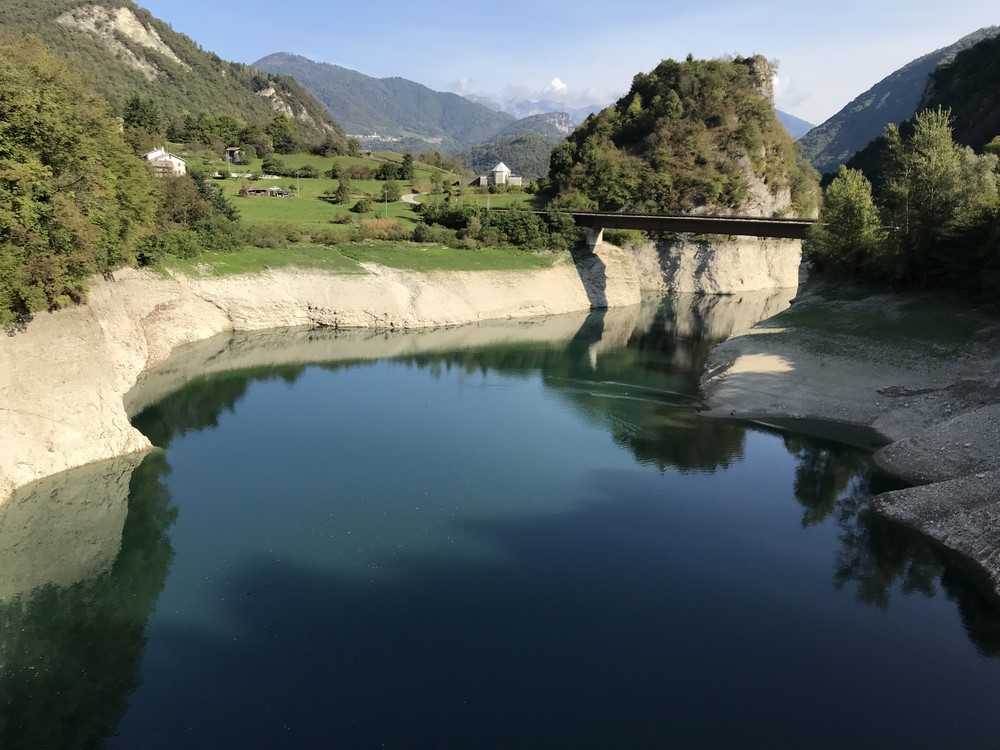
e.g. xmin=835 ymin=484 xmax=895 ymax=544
xmin=2 ymin=293 xmax=999 ymax=749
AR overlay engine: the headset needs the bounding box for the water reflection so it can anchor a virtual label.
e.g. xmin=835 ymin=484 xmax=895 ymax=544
xmin=4 ymin=292 xmax=1000 ymax=746
xmin=0 ymin=453 xmax=176 ymax=748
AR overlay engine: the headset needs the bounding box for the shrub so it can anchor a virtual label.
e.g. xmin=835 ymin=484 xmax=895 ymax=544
xmin=351 ymin=198 xmax=374 ymax=214
xmin=412 ymin=223 xmax=458 ymax=244
xmin=604 ymin=229 xmax=644 ymax=247
xmin=308 ymin=226 xmax=344 ymax=245
xmin=355 ymin=219 xmax=408 ymax=240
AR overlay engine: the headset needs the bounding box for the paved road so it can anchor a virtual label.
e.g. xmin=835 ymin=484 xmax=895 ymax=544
xmin=401 ymin=193 xmax=421 ymax=205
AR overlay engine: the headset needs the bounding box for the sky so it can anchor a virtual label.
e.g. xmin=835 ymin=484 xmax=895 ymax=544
xmin=137 ymin=0 xmax=998 ymax=125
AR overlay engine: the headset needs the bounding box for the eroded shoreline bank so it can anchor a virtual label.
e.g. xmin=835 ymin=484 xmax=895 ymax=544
xmin=701 ymin=288 xmax=1000 ymax=593
xmin=4 ymin=242 xmax=999 ymax=597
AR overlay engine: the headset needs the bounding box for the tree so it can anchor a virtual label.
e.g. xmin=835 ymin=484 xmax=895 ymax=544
xmin=381 ymin=179 xmax=401 ymax=202
xmin=266 ymin=115 xmax=299 ymax=154
xmin=0 ymin=37 xmax=157 ymax=327
xmin=400 ymin=153 xmax=415 ymax=180
xmin=883 ymin=108 xmax=962 ymax=263
xmin=335 ymin=175 xmax=352 ymax=204
xmin=122 ymin=95 xmax=162 ymax=136
xmin=806 ymin=166 xmax=887 ymax=276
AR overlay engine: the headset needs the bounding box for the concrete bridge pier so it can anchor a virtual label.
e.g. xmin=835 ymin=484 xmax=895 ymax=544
xmin=585 ymin=227 xmax=604 ymax=250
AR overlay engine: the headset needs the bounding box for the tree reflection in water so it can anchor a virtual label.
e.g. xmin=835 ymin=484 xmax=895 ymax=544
xmin=0 ymin=453 xmax=177 ymax=749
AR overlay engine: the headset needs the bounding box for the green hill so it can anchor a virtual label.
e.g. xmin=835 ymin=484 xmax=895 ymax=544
xmin=0 ymin=0 xmax=348 ymax=148
xmin=798 ymin=26 xmax=999 ymax=175
xmin=458 ymin=132 xmax=555 ymax=181
xmin=253 ymin=52 xmax=515 ymax=152
xmin=547 ymin=55 xmax=818 ymax=216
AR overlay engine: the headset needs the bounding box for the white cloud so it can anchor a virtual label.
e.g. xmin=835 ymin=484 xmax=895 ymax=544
xmin=772 ymin=72 xmax=810 ymax=115
xmin=547 ymin=77 xmax=569 ymax=93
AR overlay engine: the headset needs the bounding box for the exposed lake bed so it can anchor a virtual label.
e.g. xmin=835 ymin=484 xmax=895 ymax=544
xmin=703 ymin=287 xmax=1000 ymax=594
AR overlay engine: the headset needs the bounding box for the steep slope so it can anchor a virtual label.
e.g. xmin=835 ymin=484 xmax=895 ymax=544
xmin=0 ymin=0 xmax=347 ymax=146
xmin=923 ymin=32 xmax=1000 ymax=150
xmin=253 ymin=52 xmax=514 ymax=151
xmin=846 ymin=32 xmax=1000 ymax=185
xmin=799 ymin=26 xmax=1000 ymax=174
xmin=548 ymin=55 xmax=818 ymax=217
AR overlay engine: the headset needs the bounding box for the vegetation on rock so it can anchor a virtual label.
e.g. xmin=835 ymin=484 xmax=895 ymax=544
xmin=545 ymin=55 xmax=818 ymax=216
xmin=0 ymin=0 xmax=349 ymax=152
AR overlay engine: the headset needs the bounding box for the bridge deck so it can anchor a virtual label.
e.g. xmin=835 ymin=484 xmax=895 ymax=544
xmin=522 ymin=210 xmax=815 ymax=240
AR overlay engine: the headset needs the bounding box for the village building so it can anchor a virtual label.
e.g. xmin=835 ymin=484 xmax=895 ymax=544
xmin=224 ymin=146 xmax=244 ymax=164
xmin=243 ymin=186 xmax=289 ymax=197
xmin=142 ymin=147 xmax=186 ymax=177
xmin=471 ymin=161 xmax=523 ymax=187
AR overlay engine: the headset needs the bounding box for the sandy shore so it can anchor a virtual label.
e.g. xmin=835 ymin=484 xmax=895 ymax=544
xmin=701 ymin=288 xmax=1000 ymax=594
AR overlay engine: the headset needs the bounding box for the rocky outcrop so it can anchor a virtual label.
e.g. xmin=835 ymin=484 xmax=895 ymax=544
xmin=630 ymin=238 xmax=802 ymax=294
xmin=56 ymin=5 xmax=189 ymax=80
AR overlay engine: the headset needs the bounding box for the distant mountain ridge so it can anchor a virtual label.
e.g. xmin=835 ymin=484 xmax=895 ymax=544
xmin=253 ymin=52 xmax=517 ymax=152
xmin=776 ymin=111 xmax=814 ymax=140
xmin=463 ymin=93 xmax=604 ymax=123
xmin=0 ymin=0 xmax=346 ymax=146
xmin=798 ymin=26 xmax=1000 ymax=174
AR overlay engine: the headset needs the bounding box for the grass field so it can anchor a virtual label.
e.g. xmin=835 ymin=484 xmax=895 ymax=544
xmin=162 ymin=147 xmax=556 ymax=273
xmin=162 ymin=241 xmax=561 ymax=277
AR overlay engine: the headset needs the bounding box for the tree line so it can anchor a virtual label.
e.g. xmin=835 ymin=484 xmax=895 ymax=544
xmin=808 ymin=108 xmax=1000 ymax=299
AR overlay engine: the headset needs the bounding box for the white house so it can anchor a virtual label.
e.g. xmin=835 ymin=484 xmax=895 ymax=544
xmin=142 ymin=147 xmax=186 ymax=177
xmin=472 ymin=161 xmax=524 ymax=187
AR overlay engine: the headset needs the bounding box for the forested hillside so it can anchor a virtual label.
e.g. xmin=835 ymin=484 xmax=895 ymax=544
xmin=458 ymin=133 xmax=554 ymax=181
xmin=846 ymin=32 xmax=1000 ymax=189
xmin=253 ymin=53 xmax=515 ymax=151
xmin=923 ymin=33 xmax=1000 ymax=151
xmin=546 ymin=55 xmax=818 ymax=216
xmin=0 ymin=0 xmax=349 ymax=150
xmin=0 ymin=37 xmax=158 ymax=328
xmin=798 ymin=26 xmax=999 ymax=175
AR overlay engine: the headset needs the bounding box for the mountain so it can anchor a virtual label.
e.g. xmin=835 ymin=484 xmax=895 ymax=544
xmin=846 ymin=31 xmax=1000 ymax=185
xmin=776 ymin=110 xmax=814 ymax=140
xmin=253 ymin=52 xmax=515 ymax=152
xmin=496 ymin=112 xmax=576 ymax=142
xmin=922 ymin=31 xmax=1000 ymax=151
xmin=464 ymin=93 xmax=604 ymax=123
xmin=0 ymin=0 xmax=346 ymax=146
xmin=798 ymin=26 xmax=1000 ymax=174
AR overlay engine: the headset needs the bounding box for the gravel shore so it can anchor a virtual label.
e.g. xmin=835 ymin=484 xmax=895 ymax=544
xmin=701 ymin=288 xmax=1000 ymax=595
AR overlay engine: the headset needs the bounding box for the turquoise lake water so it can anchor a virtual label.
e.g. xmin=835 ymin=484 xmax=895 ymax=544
xmin=2 ymin=295 xmax=999 ymax=748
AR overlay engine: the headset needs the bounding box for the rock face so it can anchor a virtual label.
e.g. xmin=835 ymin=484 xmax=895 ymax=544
xmin=630 ymin=238 xmax=802 ymax=294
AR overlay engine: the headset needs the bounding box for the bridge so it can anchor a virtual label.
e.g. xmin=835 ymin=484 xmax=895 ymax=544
xmin=521 ymin=210 xmax=816 ymax=248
